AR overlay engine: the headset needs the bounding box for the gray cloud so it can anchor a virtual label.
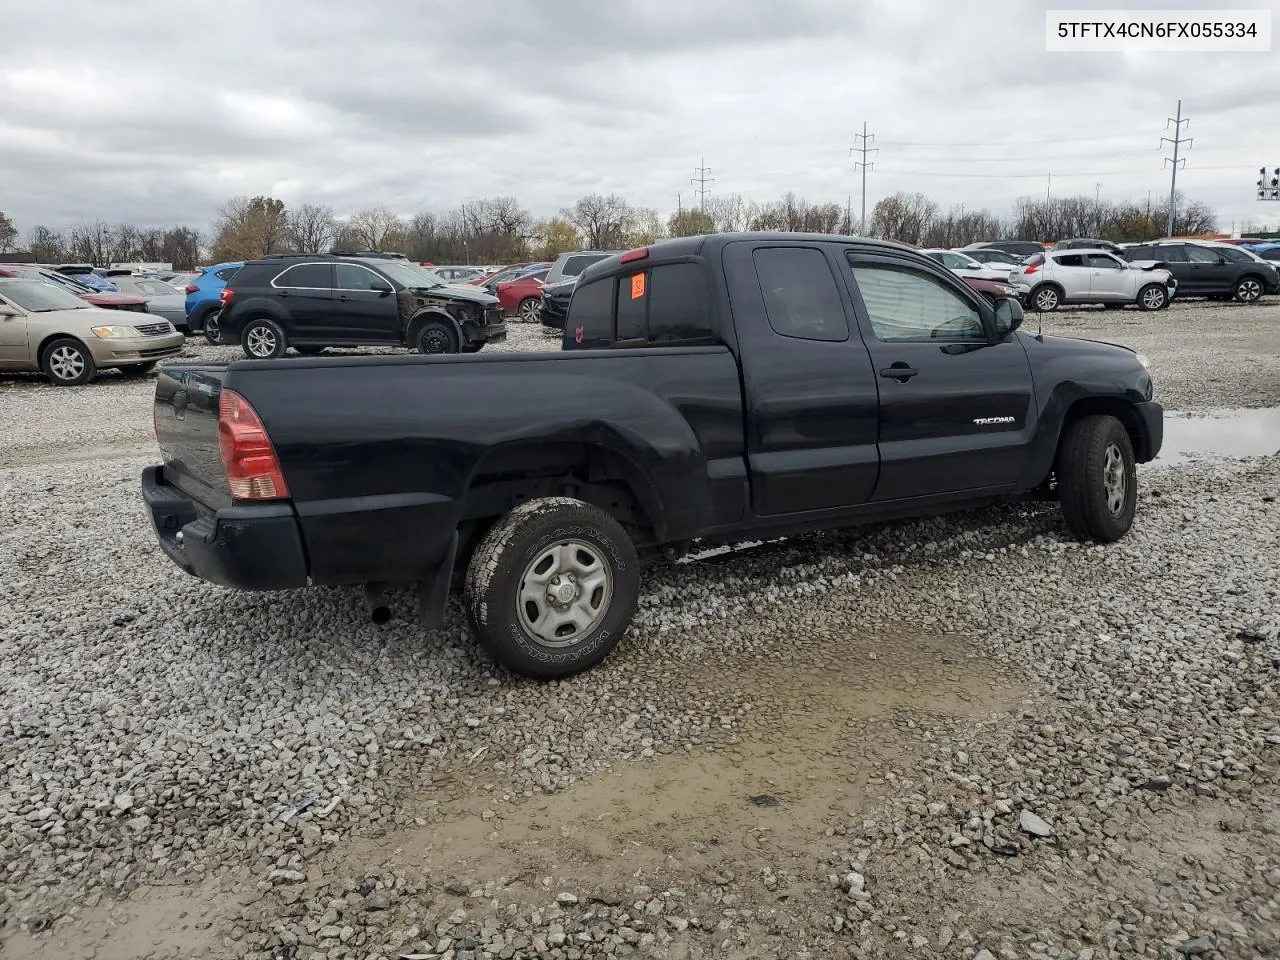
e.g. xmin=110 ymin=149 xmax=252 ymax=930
xmin=1 ymin=0 xmax=1278 ymax=236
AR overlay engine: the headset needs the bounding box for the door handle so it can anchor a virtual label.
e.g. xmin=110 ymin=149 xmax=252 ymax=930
xmin=336 ymin=295 xmax=351 ymax=301
xmin=879 ymin=363 xmax=918 ymax=381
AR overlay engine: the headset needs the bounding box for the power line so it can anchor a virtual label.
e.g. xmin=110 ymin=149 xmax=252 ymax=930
xmin=871 ymin=131 xmax=1143 ymax=147
xmin=849 ymin=121 xmax=876 ymax=235
xmin=1161 ymin=99 xmax=1192 ymax=235
xmin=691 ymin=157 xmax=714 ymax=212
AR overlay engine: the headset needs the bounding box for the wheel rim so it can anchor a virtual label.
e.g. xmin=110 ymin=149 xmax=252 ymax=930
xmin=206 ymin=313 xmax=220 ymax=338
xmin=422 ymin=328 xmax=451 ymax=353
xmin=519 ymin=299 xmax=540 ymax=321
xmin=1142 ymin=287 xmax=1165 ymax=309
xmin=1103 ymin=443 xmax=1127 ymax=516
xmin=49 ymin=345 xmax=85 ymax=381
xmin=1035 ymin=288 xmax=1058 ymax=310
xmin=1238 ymin=279 xmax=1261 ymax=301
xmin=516 ymin=539 xmax=613 ymax=647
xmin=246 ymin=326 xmax=276 ymax=357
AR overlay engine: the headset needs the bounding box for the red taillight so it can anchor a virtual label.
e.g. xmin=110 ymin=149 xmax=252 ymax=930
xmin=620 ymin=247 xmax=649 ymax=264
xmin=1023 ymin=262 xmax=1040 ymax=274
xmin=185 ymin=284 xmax=198 ymax=294
xmin=219 ymin=288 xmax=234 ymax=304
xmin=217 ymin=389 xmax=289 ymax=500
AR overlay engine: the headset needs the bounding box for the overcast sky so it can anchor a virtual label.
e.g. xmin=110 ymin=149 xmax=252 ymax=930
xmin=3 ymin=0 xmax=1278 ymax=237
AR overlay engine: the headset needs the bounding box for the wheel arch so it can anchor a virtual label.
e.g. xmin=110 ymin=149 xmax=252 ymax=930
xmin=1057 ymin=397 xmax=1151 ymax=463
xmin=36 ymin=331 xmax=92 ymax=366
xmin=407 ymin=308 xmax=462 ymax=347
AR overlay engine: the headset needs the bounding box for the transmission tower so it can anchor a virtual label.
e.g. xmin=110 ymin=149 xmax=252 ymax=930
xmin=850 ymin=122 xmax=876 ymax=234
xmin=1160 ymin=100 xmax=1191 ymax=236
xmin=691 ymin=158 xmax=714 ymax=212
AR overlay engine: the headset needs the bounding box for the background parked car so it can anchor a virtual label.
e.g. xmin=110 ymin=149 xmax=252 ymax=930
xmin=1054 ymin=238 xmax=1123 ymax=252
xmin=964 ymin=247 xmax=1027 ymax=269
xmin=0 ymin=277 xmax=184 ymax=385
xmin=962 ymin=240 xmax=1047 ymax=258
xmin=0 ymin=265 xmax=150 ymax=313
xmin=470 ymin=262 xmax=551 ymax=294
xmin=961 ymin=276 xmax=1022 ymax=303
xmin=544 ymin=250 xmax=621 ymax=285
xmin=110 ymin=274 xmax=191 ymax=330
xmin=496 ymin=268 xmax=551 ymax=320
xmin=1245 ymin=242 xmax=1280 ymax=263
xmin=1119 ymin=241 xmax=1280 ymax=303
xmin=184 ymin=261 xmax=243 ymax=344
xmin=433 ymin=265 xmax=487 ymax=283
xmin=921 ymin=248 xmax=1013 ymax=282
xmin=537 ymin=278 xmax=577 ymax=331
xmin=53 ymin=265 xmax=119 ymax=292
xmin=1010 ymin=248 xmax=1175 ymax=311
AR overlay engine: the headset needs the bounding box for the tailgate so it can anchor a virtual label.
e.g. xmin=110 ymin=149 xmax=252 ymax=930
xmin=153 ymin=365 xmax=232 ymax=509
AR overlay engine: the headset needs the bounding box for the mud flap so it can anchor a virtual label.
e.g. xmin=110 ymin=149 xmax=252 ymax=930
xmin=416 ymin=529 xmax=459 ymax=629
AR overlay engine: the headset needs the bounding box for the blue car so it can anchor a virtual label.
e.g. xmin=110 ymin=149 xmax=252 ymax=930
xmin=55 ymin=266 xmax=118 ymax=292
xmin=184 ymin=261 xmax=243 ymax=344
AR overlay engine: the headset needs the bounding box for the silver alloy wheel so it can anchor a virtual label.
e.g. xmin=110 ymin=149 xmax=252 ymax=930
xmin=516 ymin=539 xmax=613 ymax=647
xmin=1102 ymin=443 xmax=1126 ymax=516
xmin=246 ymin=325 xmax=277 ymax=357
xmin=1034 ymin=287 xmax=1059 ymax=310
xmin=1237 ymin=278 xmax=1262 ymax=302
xmin=518 ymin=298 xmax=541 ymax=321
xmin=48 ymin=345 xmax=86 ymax=381
xmin=204 ymin=311 xmax=220 ymax=341
xmin=1141 ymin=286 xmax=1166 ymax=309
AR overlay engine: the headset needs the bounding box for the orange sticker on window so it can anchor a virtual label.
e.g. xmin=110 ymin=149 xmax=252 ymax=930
xmin=630 ymin=273 xmax=645 ymax=299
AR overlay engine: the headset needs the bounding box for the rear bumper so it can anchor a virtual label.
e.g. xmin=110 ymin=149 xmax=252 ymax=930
xmin=1134 ymin=400 xmax=1163 ymax=462
xmin=141 ymin=465 xmax=308 ymax=589
xmin=471 ymin=317 xmax=507 ymax=343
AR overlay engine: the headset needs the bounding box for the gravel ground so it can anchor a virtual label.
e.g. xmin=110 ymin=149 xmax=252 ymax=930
xmin=0 ymin=301 xmax=1277 ymax=960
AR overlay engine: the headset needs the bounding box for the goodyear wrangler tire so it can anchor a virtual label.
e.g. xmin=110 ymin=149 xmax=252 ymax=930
xmin=463 ymin=497 xmax=640 ymax=679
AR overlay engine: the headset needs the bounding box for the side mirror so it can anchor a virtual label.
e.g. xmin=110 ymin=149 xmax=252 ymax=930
xmin=993 ymin=296 xmax=1024 ymax=336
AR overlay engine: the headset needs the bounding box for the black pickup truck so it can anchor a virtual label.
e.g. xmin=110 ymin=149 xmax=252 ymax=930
xmin=142 ymin=233 xmax=1162 ymax=679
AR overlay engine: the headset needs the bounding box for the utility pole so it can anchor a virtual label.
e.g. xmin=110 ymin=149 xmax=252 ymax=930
xmin=677 ymin=192 xmax=682 ymax=217
xmin=1095 ymin=182 xmax=1102 ymax=235
xmin=691 ymin=158 xmax=714 ymax=212
xmin=1046 ymin=173 xmax=1051 ymax=202
xmin=1161 ymin=99 xmax=1191 ymax=237
xmin=849 ymin=122 xmax=876 ymax=234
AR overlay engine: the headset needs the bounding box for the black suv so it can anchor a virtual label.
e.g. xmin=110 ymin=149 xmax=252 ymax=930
xmin=1120 ymin=241 xmax=1280 ymax=303
xmin=217 ymin=254 xmax=506 ymax=358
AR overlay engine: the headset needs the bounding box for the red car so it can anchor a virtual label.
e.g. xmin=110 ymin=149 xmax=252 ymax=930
xmin=496 ymin=268 xmax=551 ymax=320
xmin=0 ymin=264 xmax=150 ymax=313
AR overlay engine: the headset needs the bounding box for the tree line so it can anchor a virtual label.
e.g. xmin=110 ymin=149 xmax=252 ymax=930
xmin=0 ymin=188 xmax=1220 ymax=270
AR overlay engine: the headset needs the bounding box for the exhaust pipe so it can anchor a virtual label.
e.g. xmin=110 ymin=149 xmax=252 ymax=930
xmin=363 ymin=582 xmax=392 ymax=625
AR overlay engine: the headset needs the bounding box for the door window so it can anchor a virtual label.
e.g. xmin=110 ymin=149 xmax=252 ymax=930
xmin=1154 ymin=245 xmax=1188 ymax=262
xmin=335 ymin=263 xmax=392 ymax=291
xmin=1125 ymin=245 xmax=1154 ymax=260
xmin=1086 ymin=254 xmax=1123 ymax=269
xmin=273 ymin=263 xmax=333 ymax=288
xmin=567 ymin=262 xmax=714 ymax=346
xmin=849 ymin=262 xmax=985 ymax=342
xmin=1185 ymin=245 xmax=1222 ymax=264
xmin=753 ymin=247 xmax=849 ymax=342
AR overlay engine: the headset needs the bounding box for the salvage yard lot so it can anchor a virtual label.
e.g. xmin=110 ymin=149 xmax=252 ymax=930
xmin=1 ymin=302 xmax=1277 ymax=960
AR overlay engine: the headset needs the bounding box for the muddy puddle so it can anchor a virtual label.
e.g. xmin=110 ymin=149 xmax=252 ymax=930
xmin=1152 ymin=407 xmax=1280 ymax=467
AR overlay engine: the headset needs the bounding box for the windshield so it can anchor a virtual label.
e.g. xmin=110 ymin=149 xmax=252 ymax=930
xmin=0 ymin=280 xmax=91 ymax=312
xmin=40 ymin=270 xmax=94 ymax=293
xmin=135 ymin=279 xmax=176 ymax=295
xmin=374 ymin=260 xmax=447 ymax=288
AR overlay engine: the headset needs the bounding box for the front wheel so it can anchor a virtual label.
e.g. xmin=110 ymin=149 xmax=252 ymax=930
xmin=1234 ymin=276 xmax=1264 ymax=303
xmin=1137 ymin=283 xmax=1168 ymax=311
xmin=241 ymin=318 xmax=288 ymax=359
xmin=517 ymin=297 xmax=541 ymax=322
xmin=1055 ymin=415 xmax=1137 ymax=542
xmin=463 ymin=498 xmax=640 ymax=679
xmin=41 ymin=337 xmax=97 ymax=386
xmin=415 ymin=320 xmax=459 ymax=354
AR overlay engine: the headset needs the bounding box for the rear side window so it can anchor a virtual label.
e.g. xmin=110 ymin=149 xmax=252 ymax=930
xmin=566 ymin=262 xmax=714 ymax=346
xmin=1185 ymin=245 xmax=1221 ymax=264
xmin=274 ymin=263 xmax=332 ymax=288
xmin=562 ymin=254 xmax=605 ymax=277
xmin=567 ymin=278 xmax=613 ymax=348
xmin=1125 ymin=245 xmax=1154 ymax=260
xmin=1155 ymin=245 xmax=1188 ymax=262
xmin=1053 ymin=254 xmax=1084 ymax=267
xmin=215 ymin=267 xmax=239 ymax=281
xmin=752 ymin=247 xmax=849 ymax=342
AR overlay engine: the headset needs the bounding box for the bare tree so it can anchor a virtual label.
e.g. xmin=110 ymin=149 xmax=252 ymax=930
xmin=160 ymin=227 xmax=201 ymax=270
xmin=27 ymin=225 xmax=67 ymax=262
xmin=347 ymin=207 xmax=403 ymax=250
xmin=287 ymin=203 xmax=339 ymax=254
xmin=868 ymin=192 xmax=940 ymax=245
xmin=565 ymin=194 xmax=635 ymax=249
xmin=705 ymin=194 xmax=756 ymax=232
xmin=212 ymin=196 xmax=289 ymax=260
xmin=68 ymin=221 xmax=115 ymax=266
xmin=668 ymin=209 xmax=715 ymax=237
xmin=0 ymin=212 xmax=17 ymax=253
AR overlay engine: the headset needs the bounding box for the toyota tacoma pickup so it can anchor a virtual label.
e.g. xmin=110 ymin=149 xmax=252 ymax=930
xmin=142 ymin=233 xmax=1162 ymax=679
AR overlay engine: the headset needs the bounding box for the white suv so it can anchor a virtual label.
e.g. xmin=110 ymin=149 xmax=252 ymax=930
xmin=1010 ymin=248 xmax=1176 ymax=312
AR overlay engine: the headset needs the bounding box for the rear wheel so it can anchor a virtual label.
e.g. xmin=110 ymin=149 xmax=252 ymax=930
xmin=517 ymin=297 xmax=541 ymax=322
xmin=41 ymin=338 xmax=97 ymax=386
xmin=1031 ymin=285 xmax=1061 ymax=311
xmin=415 ymin=320 xmax=459 ymax=354
xmin=1137 ymin=283 xmax=1168 ymax=311
xmin=463 ymin=498 xmax=640 ymax=679
xmin=1234 ymin=276 xmax=1264 ymax=303
xmin=241 ymin=318 xmax=287 ymax=359
xmin=202 ymin=309 xmax=222 ymax=345
xmin=1055 ymin=415 xmax=1137 ymax=542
